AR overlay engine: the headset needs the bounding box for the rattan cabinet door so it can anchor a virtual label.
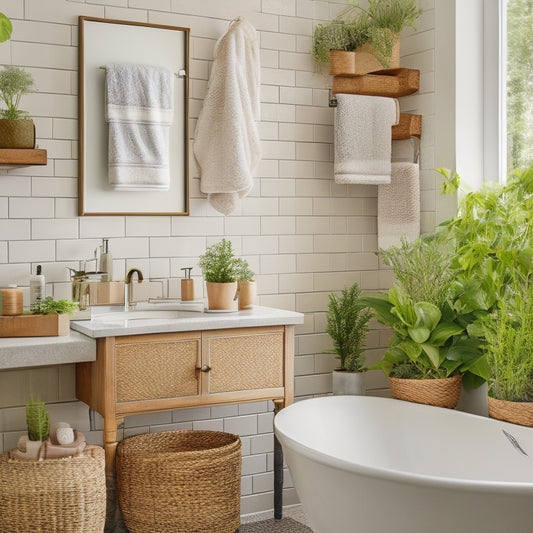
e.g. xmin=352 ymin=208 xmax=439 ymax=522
xmin=115 ymin=333 xmax=201 ymax=402
xmin=203 ymin=327 xmax=284 ymax=394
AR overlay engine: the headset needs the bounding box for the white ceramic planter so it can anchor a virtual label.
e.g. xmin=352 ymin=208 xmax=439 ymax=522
xmin=332 ymin=370 xmax=365 ymax=396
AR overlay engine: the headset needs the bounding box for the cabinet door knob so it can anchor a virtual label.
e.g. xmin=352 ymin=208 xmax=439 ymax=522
xmin=200 ymin=364 xmax=211 ymax=373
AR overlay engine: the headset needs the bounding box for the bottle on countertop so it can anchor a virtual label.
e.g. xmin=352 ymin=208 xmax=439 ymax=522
xmin=181 ymin=267 xmax=194 ymax=301
xmin=29 ymin=265 xmax=45 ymax=310
xmin=99 ymin=239 xmax=112 ymax=282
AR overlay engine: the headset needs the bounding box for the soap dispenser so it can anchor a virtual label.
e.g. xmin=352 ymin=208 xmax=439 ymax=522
xmin=29 ymin=265 xmax=45 ymax=310
xmin=99 ymin=239 xmax=112 ymax=282
xmin=180 ymin=267 xmax=194 ymax=301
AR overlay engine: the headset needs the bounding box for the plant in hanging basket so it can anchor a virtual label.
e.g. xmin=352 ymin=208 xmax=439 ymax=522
xmin=0 ymin=66 xmax=36 ymax=148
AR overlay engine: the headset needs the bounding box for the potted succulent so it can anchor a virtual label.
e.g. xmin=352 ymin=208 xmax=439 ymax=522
xmin=0 ymin=66 xmax=36 ymax=148
xmin=312 ymin=0 xmax=421 ymax=75
xmin=235 ymin=260 xmax=256 ymax=310
xmin=326 ymin=282 xmax=372 ymax=395
xmin=198 ymin=238 xmax=253 ymax=311
xmin=360 ymin=236 xmax=489 ymax=408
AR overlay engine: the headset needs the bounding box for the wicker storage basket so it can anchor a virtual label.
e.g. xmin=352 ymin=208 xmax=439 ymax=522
xmin=0 ymin=445 xmax=106 ymax=533
xmin=116 ymin=430 xmax=241 ymax=533
xmin=488 ymin=397 xmax=533 ymax=427
xmin=388 ymin=374 xmax=462 ymax=409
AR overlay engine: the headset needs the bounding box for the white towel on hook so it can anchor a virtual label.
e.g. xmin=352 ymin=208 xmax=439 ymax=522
xmin=378 ymin=161 xmax=420 ymax=250
xmin=193 ymin=17 xmax=261 ymax=215
xmin=334 ymin=93 xmax=399 ymax=185
xmin=105 ymin=62 xmax=174 ymax=191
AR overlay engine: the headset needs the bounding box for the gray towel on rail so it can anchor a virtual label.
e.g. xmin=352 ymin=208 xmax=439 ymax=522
xmin=105 ymin=63 xmax=174 ymax=191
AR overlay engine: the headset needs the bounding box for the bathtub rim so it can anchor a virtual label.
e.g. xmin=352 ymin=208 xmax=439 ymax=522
xmin=274 ymin=395 xmax=533 ymax=496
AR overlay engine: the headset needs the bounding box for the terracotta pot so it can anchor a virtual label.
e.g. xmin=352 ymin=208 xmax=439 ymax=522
xmin=332 ymin=369 xmax=365 ymax=395
xmin=205 ymin=281 xmax=238 ymax=311
xmin=237 ymin=280 xmax=256 ymax=310
xmin=388 ymin=374 xmax=462 ymax=409
xmin=488 ymin=397 xmax=533 ymax=427
xmin=0 ymin=118 xmax=35 ymax=148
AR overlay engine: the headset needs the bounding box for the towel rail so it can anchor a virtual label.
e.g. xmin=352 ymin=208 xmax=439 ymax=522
xmin=98 ymin=66 xmax=186 ymax=77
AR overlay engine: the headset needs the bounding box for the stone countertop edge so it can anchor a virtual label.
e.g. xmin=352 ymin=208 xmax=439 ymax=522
xmin=0 ymin=330 xmax=97 ymax=371
xmin=70 ymin=305 xmax=305 ymax=338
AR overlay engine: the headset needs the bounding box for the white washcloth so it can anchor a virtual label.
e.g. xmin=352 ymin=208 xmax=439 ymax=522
xmin=193 ymin=18 xmax=261 ymax=215
xmin=105 ymin=63 xmax=174 ymax=191
xmin=378 ymin=161 xmax=420 ymax=250
xmin=334 ymin=94 xmax=399 ymax=185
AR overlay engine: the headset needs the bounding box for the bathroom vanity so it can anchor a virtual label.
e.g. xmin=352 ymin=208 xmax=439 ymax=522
xmin=70 ymin=306 xmax=303 ymax=518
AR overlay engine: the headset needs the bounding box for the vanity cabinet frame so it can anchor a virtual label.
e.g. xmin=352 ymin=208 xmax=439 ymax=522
xmin=76 ymin=324 xmax=294 ymax=518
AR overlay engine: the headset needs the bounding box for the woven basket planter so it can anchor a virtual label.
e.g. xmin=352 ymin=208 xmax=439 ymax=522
xmin=488 ymin=397 xmax=533 ymax=427
xmin=0 ymin=445 xmax=106 ymax=533
xmin=388 ymin=374 xmax=462 ymax=409
xmin=116 ymin=430 xmax=241 ymax=533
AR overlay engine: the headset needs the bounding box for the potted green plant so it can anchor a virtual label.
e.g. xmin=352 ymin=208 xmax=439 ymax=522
xmin=326 ymin=282 xmax=372 ymax=395
xmin=0 ymin=66 xmax=36 ymax=148
xmin=198 ymin=238 xmax=253 ymax=310
xmin=481 ymin=276 xmax=533 ymax=426
xmin=235 ymin=259 xmax=256 ymax=310
xmin=360 ymin=236 xmax=489 ymax=408
xmin=17 ymin=397 xmax=50 ymax=459
xmin=312 ymin=0 xmax=421 ymax=75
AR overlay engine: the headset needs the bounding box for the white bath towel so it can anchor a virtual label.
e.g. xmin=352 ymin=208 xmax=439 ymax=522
xmin=105 ymin=63 xmax=174 ymax=191
xmin=334 ymin=94 xmax=399 ymax=185
xmin=193 ymin=18 xmax=261 ymax=215
xmin=378 ymin=162 xmax=420 ymax=250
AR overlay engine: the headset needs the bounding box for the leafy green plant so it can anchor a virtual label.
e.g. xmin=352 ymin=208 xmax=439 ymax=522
xmin=26 ymin=397 xmax=50 ymax=441
xmin=31 ymin=296 xmax=78 ymax=315
xmin=0 ymin=13 xmax=12 ymax=43
xmin=360 ymin=236 xmax=489 ymax=384
xmin=198 ymin=238 xmax=251 ymax=283
xmin=0 ymin=66 xmax=35 ymax=120
xmin=312 ymin=0 xmax=420 ymax=67
xmin=326 ymin=282 xmax=372 ymax=372
xmin=235 ymin=259 xmax=255 ymax=282
xmin=483 ymin=276 xmax=533 ymax=402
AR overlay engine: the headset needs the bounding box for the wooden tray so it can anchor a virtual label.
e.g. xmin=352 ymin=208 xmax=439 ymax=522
xmin=0 ymin=313 xmax=70 ymax=337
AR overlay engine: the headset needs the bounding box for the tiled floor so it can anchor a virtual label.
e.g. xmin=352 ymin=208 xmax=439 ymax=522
xmin=241 ymin=504 xmax=310 ymax=527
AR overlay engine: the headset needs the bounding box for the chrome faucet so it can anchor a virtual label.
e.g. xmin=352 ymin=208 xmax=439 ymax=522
xmin=124 ymin=268 xmax=144 ymax=311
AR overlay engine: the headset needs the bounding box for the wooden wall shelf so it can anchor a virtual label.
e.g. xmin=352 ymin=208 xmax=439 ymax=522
xmin=332 ymin=68 xmax=420 ymax=98
xmin=0 ymin=148 xmax=48 ymax=168
xmin=393 ymin=113 xmax=422 ymax=140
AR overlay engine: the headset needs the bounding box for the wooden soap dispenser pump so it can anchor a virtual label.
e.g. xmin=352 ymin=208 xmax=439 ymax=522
xmin=180 ymin=267 xmax=194 ymax=301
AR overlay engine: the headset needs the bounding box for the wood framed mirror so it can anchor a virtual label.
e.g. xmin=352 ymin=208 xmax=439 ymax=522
xmin=78 ymin=16 xmax=189 ymax=216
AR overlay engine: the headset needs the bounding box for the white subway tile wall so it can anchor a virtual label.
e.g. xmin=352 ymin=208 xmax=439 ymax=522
xmin=0 ymin=0 xmax=436 ymax=514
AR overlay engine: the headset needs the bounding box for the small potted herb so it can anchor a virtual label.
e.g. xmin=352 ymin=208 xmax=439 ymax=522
xmin=198 ymin=239 xmax=253 ymax=310
xmin=326 ymin=282 xmax=372 ymax=395
xmin=0 ymin=66 xmax=36 ymax=148
xmin=235 ymin=259 xmax=256 ymax=310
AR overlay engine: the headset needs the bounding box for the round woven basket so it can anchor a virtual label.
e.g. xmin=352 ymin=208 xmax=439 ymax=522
xmin=488 ymin=397 xmax=533 ymax=427
xmin=388 ymin=374 xmax=462 ymax=409
xmin=116 ymin=430 xmax=241 ymax=533
xmin=0 ymin=445 xmax=106 ymax=533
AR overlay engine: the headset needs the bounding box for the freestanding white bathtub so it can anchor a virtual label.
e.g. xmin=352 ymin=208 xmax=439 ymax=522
xmin=274 ymin=395 xmax=533 ymax=533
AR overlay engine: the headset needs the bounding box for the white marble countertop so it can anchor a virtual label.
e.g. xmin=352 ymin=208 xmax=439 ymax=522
xmin=0 ymin=330 xmax=96 ymax=370
xmin=70 ymin=305 xmax=304 ymax=338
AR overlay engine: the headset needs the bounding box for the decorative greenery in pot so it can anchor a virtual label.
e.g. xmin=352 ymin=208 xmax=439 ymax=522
xmin=0 ymin=66 xmax=36 ymax=148
xmin=312 ymin=0 xmax=421 ymax=72
xmin=20 ymin=397 xmax=50 ymax=459
xmin=326 ymin=282 xmax=372 ymax=395
xmin=359 ymin=236 xmax=489 ymax=408
xmin=198 ymin=238 xmax=253 ymax=310
xmin=30 ymin=297 xmax=78 ymax=315
xmin=235 ymin=259 xmax=256 ymax=310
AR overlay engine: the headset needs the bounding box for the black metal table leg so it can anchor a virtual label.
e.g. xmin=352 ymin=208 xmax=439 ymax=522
xmin=274 ymin=432 xmax=283 ymax=519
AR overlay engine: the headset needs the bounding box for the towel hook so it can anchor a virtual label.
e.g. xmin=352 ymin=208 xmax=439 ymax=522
xmin=328 ymin=89 xmax=338 ymax=108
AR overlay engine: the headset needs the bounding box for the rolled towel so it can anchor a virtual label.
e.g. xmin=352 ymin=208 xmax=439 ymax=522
xmin=378 ymin=161 xmax=420 ymax=250
xmin=334 ymin=94 xmax=399 ymax=185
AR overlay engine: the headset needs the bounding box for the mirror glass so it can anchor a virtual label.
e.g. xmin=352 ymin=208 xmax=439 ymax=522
xmin=78 ymin=16 xmax=189 ymax=216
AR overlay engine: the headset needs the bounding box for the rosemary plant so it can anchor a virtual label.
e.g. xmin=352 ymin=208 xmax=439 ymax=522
xmin=326 ymin=282 xmax=372 ymax=372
